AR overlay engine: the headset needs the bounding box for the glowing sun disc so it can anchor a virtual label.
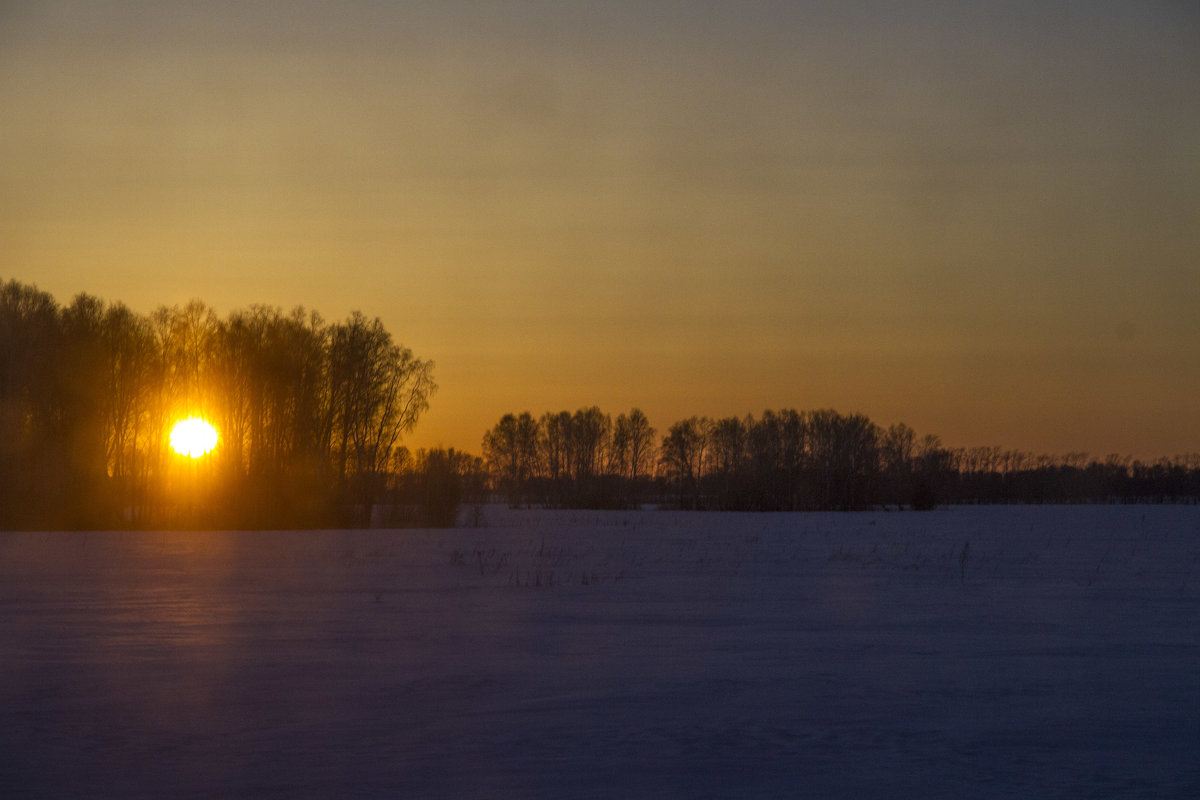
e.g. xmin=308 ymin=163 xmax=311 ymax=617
xmin=170 ymin=417 xmax=219 ymax=458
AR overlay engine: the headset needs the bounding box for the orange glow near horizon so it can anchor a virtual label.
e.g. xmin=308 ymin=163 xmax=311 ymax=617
xmin=2 ymin=3 xmax=1197 ymax=459
xmin=169 ymin=418 xmax=219 ymax=459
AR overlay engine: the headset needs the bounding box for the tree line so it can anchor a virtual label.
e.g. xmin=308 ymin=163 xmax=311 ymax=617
xmin=0 ymin=279 xmax=449 ymax=529
xmin=6 ymin=278 xmax=1197 ymax=529
xmin=483 ymin=407 xmax=1200 ymax=510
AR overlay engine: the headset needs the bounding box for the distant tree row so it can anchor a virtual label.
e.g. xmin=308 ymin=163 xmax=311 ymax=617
xmin=483 ymin=408 xmax=1200 ymax=510
xmin=945 ymin=449 xmax=1200 ymax=505
xmin=483 ymin=407 xmax=657 ymax=509
xmin=0 ymin=279 xmax=445 ymax=529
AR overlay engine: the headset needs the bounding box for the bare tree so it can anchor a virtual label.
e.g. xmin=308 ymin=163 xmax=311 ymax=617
xmin=613 ymin=407 xmax=656 ymax=505
xmin=570 ymin=406 xmax=610 ymax=482
xmin=807 ymin=409 xmax=880 ymax=510
xmin=100 ymin=303 xmax=155 ymax=497
xmin=660 ymin=416 xmax=711 ymax=509
xmin=709 ymin=415 xmax=749 ymax=509
xmin=540 ymin=410 xmax=572 ymax=502
xmin=483 ymin=412 xmax=540 ymax=506
xmin=329 ymin=312 xmax=436 ymax=520
xmin=0 ymin=282 xmax=62 ymax=526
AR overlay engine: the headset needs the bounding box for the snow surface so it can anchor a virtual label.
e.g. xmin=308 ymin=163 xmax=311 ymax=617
xmin=1 ymin=505 xmax=1198 ymax=798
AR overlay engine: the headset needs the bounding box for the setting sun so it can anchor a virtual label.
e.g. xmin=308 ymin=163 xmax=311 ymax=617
xmin=169 ymin=417 xmax=219 ymax=458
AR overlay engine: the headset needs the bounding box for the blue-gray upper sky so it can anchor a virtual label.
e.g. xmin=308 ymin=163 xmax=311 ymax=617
xmin=2 ymin=1 xmax=1197 ymax=455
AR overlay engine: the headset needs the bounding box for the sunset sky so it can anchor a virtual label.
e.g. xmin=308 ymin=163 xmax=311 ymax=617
xmin=2 ymin=1 xmax=1197 ymax=458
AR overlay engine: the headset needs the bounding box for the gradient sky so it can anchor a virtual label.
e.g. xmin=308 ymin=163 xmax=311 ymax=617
xmin=2 ymin=1 xmax=1197 ymax=458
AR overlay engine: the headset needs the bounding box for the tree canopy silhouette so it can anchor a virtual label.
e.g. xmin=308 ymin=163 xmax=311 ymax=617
xmin=0 ymin=279 xmax=435 ymax=529
xmin=4 ymin=278 xmax=1196 ymax=529
xmin=482 ymin=406 xmax=1200 ymax=511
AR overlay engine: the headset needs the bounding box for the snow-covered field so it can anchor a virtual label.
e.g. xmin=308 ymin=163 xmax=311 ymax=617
xmin=1 ymin=505 xmax=1197 ymax=798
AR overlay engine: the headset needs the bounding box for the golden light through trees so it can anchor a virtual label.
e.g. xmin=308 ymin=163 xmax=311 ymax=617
xmin=0 ymin=280 xmax=443 ymax=528
xmin=169 ymin=417 xmax=219 ymax=459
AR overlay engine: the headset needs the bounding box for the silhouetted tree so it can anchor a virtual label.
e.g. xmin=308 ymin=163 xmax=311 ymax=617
xmin=413 ymin=448 xmax=463 ymax=527
xmin=538 ymin=410 xmax=572 ymax=505
xmin=613 ymin=408 xmax=657 ymax=506
xmin=806 ymin=410 xmax=879 ymax=510
xmin=483 ymin=412 xmax=540 ymax=507
xmin=99 ymin=302 xmax=156 ymax=520
xmin=568 ymin=406 xmax=612 ymax=505
xmin=708 ymin=416 xmax=749 ymax=510
xmin=660 ymin=416 xmax=711 ymax=509
xmin=329 ymin=311 xmax=436 ymax=524
xmin=0 ymin=281 xmax=61 ymax=526
xmin=212 ymin=305 xmax=334 ymax=526
xmin=879 ymin=422 xmax=916 ymax=507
